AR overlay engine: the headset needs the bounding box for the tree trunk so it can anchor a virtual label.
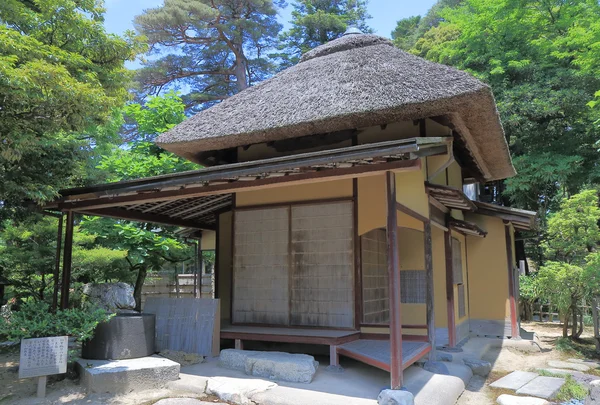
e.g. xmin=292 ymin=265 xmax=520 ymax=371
xmin=232 ymin=43 xmax=249 ymax=92
xmin=572 ymin=302 xmax=577 ymax=337
xmin=592 ymin=298 xmax=600 ymax=352
xmin=563 ymin=311 xmax=569 ymax=338
xmin=133 ymin=267 xmax=148 ymax=312
xmin=576 ymin=307 xmax=584 ymax=338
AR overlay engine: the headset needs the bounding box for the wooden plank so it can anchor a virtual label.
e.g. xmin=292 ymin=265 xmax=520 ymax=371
xmin=386 ymin=171 xmax=403 ymax=389
xmin=80 ymin=207 xmax=207 ymax=229
xmin=504 ymin=222 xmax=519 ymax=338
xmin=60 ymin=160 xmax=421 ymax=212
xmin=444 ymin=228 xmax=457 ymax=347
xmin=396 ymin=201 xmax=429 ymax=223
xmin=52 ymin=215 xmax=63 ymax=312
xmin=424 ymin=221 xmax=436 ymax=360
xmin=220 ymin=331 xmax=360 ymax=346
xmin=60 ymin=211 xmax=74 ymax=310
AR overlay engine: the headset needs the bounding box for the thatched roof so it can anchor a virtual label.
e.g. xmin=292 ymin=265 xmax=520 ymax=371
xmin=156 ymin=33 xmax=515 ymax=180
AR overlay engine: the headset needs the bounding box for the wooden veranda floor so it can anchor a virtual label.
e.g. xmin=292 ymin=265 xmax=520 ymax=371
xmin=337 ymin=339 xmax=431 ymax=372
xmin=220 ymin=323 xmax=360 ymax=346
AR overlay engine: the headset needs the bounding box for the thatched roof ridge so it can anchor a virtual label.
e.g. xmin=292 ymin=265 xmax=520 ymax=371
xmin=156 ymin=34 xmax=515 ymax=180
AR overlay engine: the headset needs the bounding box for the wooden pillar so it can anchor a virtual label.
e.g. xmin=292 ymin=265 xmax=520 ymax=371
xmin=329 ymin=345 xmax=339 ymax=367
xmin=386 ymin=171 xmax=403 ymax=389
xmin=59 ymin=211 xmax=74 ymax=310
xmin=444 ymin=229 xmax=456 ymax=347
xmin=52 ymin=214 xmax=63 ymax=312
xmin=504 ymin=221 xmax=519 ymax=338
xmin=424 ymin=221 xmax=436 ymax=359
xmin=196 ymin=234 xmax=202 ymax=298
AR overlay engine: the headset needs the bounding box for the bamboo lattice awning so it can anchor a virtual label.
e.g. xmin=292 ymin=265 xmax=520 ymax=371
xmin=45 ymin=137 xmax=451 ymax=230
xmin=448 ymin=218 xmax=487 ymax=238
xmin=425 ymin=182 xmax=476 ymax=211
xmin=473 ymin=201 xmax=536 ymax=231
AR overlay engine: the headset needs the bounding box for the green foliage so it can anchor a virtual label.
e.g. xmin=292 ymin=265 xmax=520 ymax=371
xmin=536 ymin=262 xmax=586 ymax=315
xmin=519 ymin=274 xmax=538 ymax=301
xmin=134 ymin=0 xmax=284 ymax=110
xmin=543 ymin=190 xmax=600 ymax=264
xmin=0 ymin=301 xmax=114 ymax=343
xmin=0 ymin=216 xmax=128 ymax=301
xmin=556 ymin=375 xmax=588 ymax=401
xmin=0 ymin=0 xmax=144 ymax=219
xmin=275 ymin=0 xmax=373 ymax=67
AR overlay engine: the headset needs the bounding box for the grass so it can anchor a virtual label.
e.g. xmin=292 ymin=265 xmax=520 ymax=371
xmin=555 ymin=376 xmax=588 ymax=402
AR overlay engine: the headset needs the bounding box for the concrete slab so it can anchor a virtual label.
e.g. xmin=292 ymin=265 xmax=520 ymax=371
xmin=496 ymin=394 xmax=550 ymax=405
xmin=490 ymin=371 xmax=539 ymax=390
xmin=76 ymin=355 xmax=180 ymax=394
xmin=515 ymin=376 xmax=564 ymax=399
xmin=547 ymin=360 xmax=591 ymax=372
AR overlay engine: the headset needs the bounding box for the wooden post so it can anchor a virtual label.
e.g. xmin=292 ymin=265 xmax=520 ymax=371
xmin=37 ymin=376 xmax=47 ymax=398
xmin=386 ymin=171 xmax=403 ymax=389
xmin=329 ymin=345 xmax=339 ymax=367
xmin=196 ymin=235 xmax=203 ymax=298
xmin=444 ymin=229 xmax=456 ymax=347
xmin=504 ymin=221 xmax=519 ymax=338
xmin=424 ymin=221 xmax=436 ymax=359
xmin=52 ymin=214 xmax=63 ymax=312
xmin=60 ymin=211 xmax=74 ymax=310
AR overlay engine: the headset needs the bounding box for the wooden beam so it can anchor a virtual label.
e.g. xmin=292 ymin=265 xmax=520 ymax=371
xmin=52 ymin=214 xmax=63 ymax=312
xmin=386 ymin=171 xmax=403 ymax=389
xmin=353 ymin=178 xmax=362 ymax=330
xmin=60 ymin=160 xmax=421 ymax=212
xmin=60 ymin=211 xmax=74 ymax=310
xmin=504 ymin=221 xmax=519 ymax=338
xmin=396 ymin=201 xmax=430 ymax=223
xmin=444 ymin=228 xmax=457 ymax=347
xmin=424 ymin=221 xmax=436 ymax=360
xmin=80 ymin=208 xmax=208 ymax=229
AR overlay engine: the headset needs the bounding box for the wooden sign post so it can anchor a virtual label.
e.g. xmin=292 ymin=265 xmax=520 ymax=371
xmin=19 ymin=336 xmax=69 ymax=398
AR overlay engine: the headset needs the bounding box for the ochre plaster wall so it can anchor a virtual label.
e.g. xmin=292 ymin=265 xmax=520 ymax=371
xmin=201 ymin=230 xmax=216 ymax=250
xmin=465 ymin=213 xmax=510 ymax=321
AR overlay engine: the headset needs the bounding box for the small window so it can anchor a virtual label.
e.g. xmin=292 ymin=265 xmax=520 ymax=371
xmin=452 ymin=238 xmax=463 ymax=284
xmin=400 ymin=270 xmax=426 ymax=304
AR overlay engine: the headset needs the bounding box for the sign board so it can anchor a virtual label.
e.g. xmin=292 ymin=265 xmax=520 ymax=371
xmin=19 ymin=336 xmax=68 ymax=379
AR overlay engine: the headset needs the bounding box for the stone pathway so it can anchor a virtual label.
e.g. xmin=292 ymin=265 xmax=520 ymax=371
xmin=489 ymin=358 xmax=600 ymax=404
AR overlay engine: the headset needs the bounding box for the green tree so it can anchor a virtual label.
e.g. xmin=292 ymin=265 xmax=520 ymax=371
xmin=275 ymin=0 xmax=372 ymax=67
xmin=134 ymin=0 xmax=284 ymax=110
xmin=0 ymin=0 xmax=143 ymax=220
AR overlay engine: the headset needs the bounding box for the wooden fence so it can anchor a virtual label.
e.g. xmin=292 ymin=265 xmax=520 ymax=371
xmin=141 ymin=271 xmax=214 ymax=308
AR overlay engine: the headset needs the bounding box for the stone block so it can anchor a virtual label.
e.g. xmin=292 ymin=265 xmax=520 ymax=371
xmin=462 ymin=357 xmax=492 ymax=377
xmin=548 ymin=360 xmax=591 ymax=372
xmin=496 ymin=394 xmax=550 ymax=405
xmin=377 ymin=389 xmax=415 ymax=405
xmin=244 ymin=351 xmax=319 ymax=383
xmin=219 ymin=349 xmax=258 ymax=371
xmin=82 ymin=282 xmax=135 ymax=312
xmin=437 ymin=352 xmax=453 ymax=362
xmin=585 ymin=380 xmax=600 ymax=405
xmin=515 ymin=376 xmax=565 ymax=399
xmin=76 ymin=355 xmax=180 ymax=393
xmin=490 ymin=371 xmax=539 ymax=390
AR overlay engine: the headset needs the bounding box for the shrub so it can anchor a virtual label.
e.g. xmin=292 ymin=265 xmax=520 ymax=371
xmin=0 ymin=300 xmax=114 ymax=343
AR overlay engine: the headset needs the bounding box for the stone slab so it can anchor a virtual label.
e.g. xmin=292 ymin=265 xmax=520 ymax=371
xmin=206 ymin=376 xmax=276 ymax=405
xmin=76 ymin=355 xmax=180 ymax=393
xmin=568 ymin=358 xmax=600 ymax=368
xmin=490 ymin=371 xmax=539 ymax=390
xmin=547 ymin=360 xmax=591 ymax=372
xmin=515 ymin=376 xmax=565 ymax=399
xmin=496 ymin=394 xmax=550 ymax=405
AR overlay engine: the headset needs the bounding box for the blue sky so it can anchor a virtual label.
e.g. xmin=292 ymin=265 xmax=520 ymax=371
xmin=103 ymin=0 xmax=437 ymax=38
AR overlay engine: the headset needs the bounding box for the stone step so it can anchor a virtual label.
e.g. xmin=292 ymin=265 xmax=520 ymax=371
xmin=547 ymin=360 xmax=591 ymax=372
xmin=496 ymin=394 xmax=550 ymax=405
xmin=490 ymin=371 xmax=539 ymax=390
xmin=76 ymin=355 xmax=180 ymax=393
xmin=515 ymin=376 xmax=565 ymax=400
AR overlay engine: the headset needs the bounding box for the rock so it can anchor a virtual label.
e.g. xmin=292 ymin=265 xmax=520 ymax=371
xmin=539 ymin=368 xmax=600 ymax=386
xmin=496 ymin=394 xmax=550 ymax=405
xmin=377 ymin=389 xmax=415 ymax=405
xmin=422 ymin=361 xmax=450 ymax=375
xmin=515 ymin=376 xmax=565 ymax=399
xmin=206 ymin=376 xmax=276 ymax=405
xmin=585 ymin=380 xmax=600 ymax=405
xmin=244 ymin=351 xmax=319 ymax=383
xmin=569 ymin=358 xmax=600 ymax=368
xmin=463 ymin=357 xmax=492 ymax=376
xmin=325 ymin=365 xmax=344 ymax=373
xmin=548 ymin=360 xmax=591 ymax=372
xmin=490 ymin=371 xmax=539 ymax=390
xmin=82 ymin=282 xmax=136 ymax=312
